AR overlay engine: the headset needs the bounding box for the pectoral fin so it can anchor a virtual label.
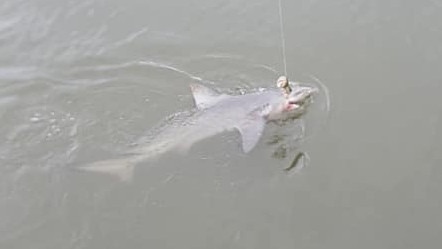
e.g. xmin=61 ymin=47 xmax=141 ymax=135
xmin=236 ymin=116 xmax=265 ymax=153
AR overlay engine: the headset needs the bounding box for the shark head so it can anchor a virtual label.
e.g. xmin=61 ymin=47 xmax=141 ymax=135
xmin=263 ymin=82 xmax=318 ymax=121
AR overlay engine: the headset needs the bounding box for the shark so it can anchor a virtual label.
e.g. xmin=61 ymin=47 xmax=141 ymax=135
xmin=78 ymin=78 xmax=317 ymax=181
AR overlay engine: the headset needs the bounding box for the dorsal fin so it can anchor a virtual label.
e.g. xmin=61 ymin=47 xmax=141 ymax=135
xmin=190 ymin=83 xmax=228 ymax=109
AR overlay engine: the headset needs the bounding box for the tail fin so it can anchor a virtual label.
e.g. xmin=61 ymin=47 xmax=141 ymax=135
xmin=76 ymin=156 xmax=141 ymax=182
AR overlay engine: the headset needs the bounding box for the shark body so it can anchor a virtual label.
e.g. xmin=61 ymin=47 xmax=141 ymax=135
xmin=78 ymin=82 xmax=317 ymax=180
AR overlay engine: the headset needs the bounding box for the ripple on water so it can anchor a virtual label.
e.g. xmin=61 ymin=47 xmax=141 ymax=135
xmin=1 ymin=105 xmax=80 ymax=175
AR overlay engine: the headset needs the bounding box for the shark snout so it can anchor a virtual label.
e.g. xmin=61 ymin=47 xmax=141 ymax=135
xmin=288 ymin=85 xmax=318 ymax=105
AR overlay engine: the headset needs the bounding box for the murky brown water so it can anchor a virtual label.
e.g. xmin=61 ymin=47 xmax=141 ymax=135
xmin=1 ymin=0 xmax=441 ymax=248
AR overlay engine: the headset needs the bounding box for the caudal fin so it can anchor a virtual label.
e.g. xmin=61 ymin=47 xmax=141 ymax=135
xmin=76 ymin=157 xmax=140 ymax=182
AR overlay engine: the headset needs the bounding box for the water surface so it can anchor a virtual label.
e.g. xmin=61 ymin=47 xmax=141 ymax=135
xmin=1 ymin=0 xmax=441 ymax=248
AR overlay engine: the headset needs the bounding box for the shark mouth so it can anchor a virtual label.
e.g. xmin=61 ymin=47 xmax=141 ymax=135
xmin=287 ymin=86 xmax=317 ymax=106
xmin=288 ymin=95 xmax=312 ymax=106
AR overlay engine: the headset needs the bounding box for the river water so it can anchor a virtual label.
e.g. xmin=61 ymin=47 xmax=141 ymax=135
xmin=1 ymin=0 xmax=441 ymax=248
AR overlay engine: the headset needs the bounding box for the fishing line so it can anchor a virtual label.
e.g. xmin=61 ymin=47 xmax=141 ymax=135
xmin=278 ymin=0 xmax=288 ymax=76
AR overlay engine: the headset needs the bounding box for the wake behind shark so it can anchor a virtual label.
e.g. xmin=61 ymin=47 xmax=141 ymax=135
xmin=78 ymin=78 xmax=317 ymax=181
